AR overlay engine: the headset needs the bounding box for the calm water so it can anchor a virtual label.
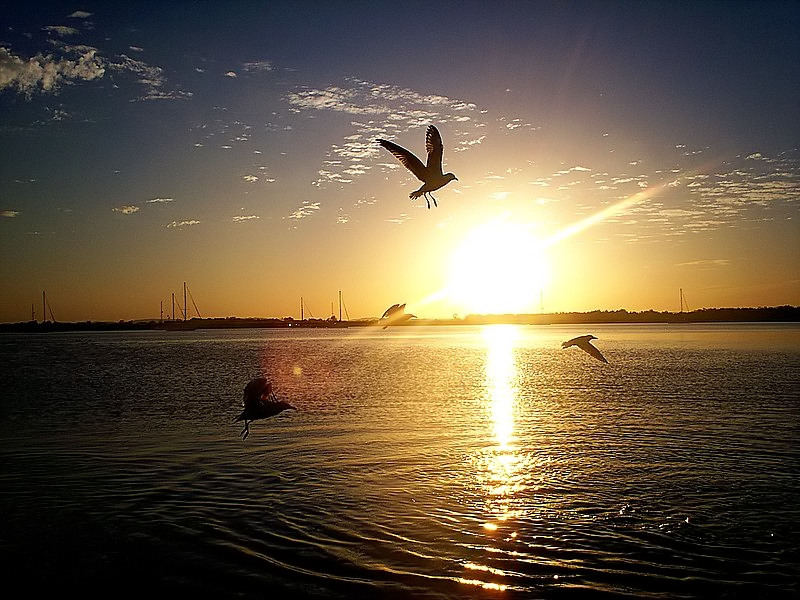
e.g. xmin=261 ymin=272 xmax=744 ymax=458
xmin=1 ymin=324 xmax=798 ymax=598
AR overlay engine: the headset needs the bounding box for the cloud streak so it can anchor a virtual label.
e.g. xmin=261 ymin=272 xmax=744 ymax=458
xmin=287 ymin=201 xmax=320 ymax=220
xmin=109 ymin=54 xmax=193 ymax=101
xmin=166 ymin=219 xmax=200 ymax=228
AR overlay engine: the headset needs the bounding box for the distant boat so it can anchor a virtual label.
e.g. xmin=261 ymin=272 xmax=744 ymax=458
xmin=163 ymin=282 xmax=200 ymax=330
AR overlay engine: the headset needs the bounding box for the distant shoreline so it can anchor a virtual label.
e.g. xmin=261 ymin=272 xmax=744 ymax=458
xmin=1 ymin=306 xmax=798 ymax=333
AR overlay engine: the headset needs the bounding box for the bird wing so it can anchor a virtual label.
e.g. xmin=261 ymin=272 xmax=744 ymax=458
xmin=377 ymin=139 xmax=427 ymax=182
xmin=561 ymin=336 xmax=580 ymax=348
xmin=243 ymin=377 xmax=270 ymax=408
xmin=381 ymin=303 xmax=401 ymax=319
xmin=425 ymin=125 xmax=443 ymax=173
xmin=577 ymin=340 xmax=608 ymax=363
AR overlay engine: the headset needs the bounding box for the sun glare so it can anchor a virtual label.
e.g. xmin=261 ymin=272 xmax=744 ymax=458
xmin=447 ymin=220 xmax=549 ymax=315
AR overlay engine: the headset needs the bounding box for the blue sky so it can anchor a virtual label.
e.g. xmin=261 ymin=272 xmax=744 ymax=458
xmin=1 ymin=1 xmax=798 ymax=321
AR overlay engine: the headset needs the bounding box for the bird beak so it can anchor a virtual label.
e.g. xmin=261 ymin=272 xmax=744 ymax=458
xmin=454 ymin=177 xmax=459 ymax=181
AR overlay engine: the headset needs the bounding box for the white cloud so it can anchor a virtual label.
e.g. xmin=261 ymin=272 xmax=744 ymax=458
xmin=286 ymin=78 xmax=488 ymax=188
xmin=232 ymin=215 xmax=259 ymax=222
xmin=242 ymin=61 xmax=273 ymax=72
xmin=490 ymin=192 xmax=510 ymax=201
xmin=0 ymin=46 xmax=105 ymax=97
xmin=242 ymin=175 xmax=259 ymax=182
xmin=676 ymin=259 xmax=730 ymax=267
xmin=385 ymin=213 xmax=411 ymax=225
xmin=129 ymin=46 xmax=144 ymax=52
xmin=109 ymin=54 xmax=192 ymax=101
xmin=166 ymin=219 xmax=200 ymax=228
xmin=67 ymin=11 xmax=92 ymax=18
xmin=287 ymin=201 xmax=320 ymax=220
xmin=453 ymin=135 xmax=486 ymax=153
xmin=224 ymin=71 xmax=237 ymax=78
xmin=43 ymin=26 xmax=79 ymax=37
xmin=1 ymin=210 xmax=20 ymax=217
xmin=112 ymin=205 xmax=139 ymax=214
xmin=146 ymin=197 xmax=173 ymax=203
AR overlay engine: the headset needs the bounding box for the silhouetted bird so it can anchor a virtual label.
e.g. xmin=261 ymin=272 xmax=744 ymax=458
xmin=562 ymin=335 xmax=608 ymax=363
xmin=236 ymin=377 xmax=295 ymax=440
xmin=377 ymin=125 xmax=457 ymax=209
xmin=380 ymin=303 xmax=416 ymax=329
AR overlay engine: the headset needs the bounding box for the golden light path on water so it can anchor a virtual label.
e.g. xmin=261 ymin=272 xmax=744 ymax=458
xmin=483 ymin=325 xmax=525 ymax=520
xmin=458 ymin=324 xmax=524 ymax=592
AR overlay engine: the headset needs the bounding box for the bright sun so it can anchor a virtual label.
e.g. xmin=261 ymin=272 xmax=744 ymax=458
xmin=446 ymin=220 xmax=550 ymax=315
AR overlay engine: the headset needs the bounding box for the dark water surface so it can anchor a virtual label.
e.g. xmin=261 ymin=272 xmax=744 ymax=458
xmin=1 ymin=324 xmax=798 ymax=598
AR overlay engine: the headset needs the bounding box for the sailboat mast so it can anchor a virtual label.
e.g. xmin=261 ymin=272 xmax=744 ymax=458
xmin=301 ymin=296 xmax=304 ymax=321
xmin=183 ymin=282 xmax=187 ymax=321
xmin=339 ymin=290 xmax=342 ymax=321
xmin=172 ymin=293 xmax=175 ymax=320
xmin=160 ymin=300 xmax=163 ymax=322
xmin=42 ymin=291 xmax=46 ymax=323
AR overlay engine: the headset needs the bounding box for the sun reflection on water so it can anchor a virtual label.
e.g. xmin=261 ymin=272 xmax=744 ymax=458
xmin=459 ymin=325 xmax=527 ymax=590
xmin=481 ymin=324 xmax=526 ymax=522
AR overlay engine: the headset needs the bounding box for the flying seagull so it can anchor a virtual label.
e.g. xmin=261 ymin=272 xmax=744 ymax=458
xmin=562 ymin=335 xmax=608 ymax=363
xmin=380 ymin=303 xmax=416 ymax=329
xmin=377 ymin=125 xmax=457 ymax=209
xmin=235 ymin=377 xmax=295 ymax=440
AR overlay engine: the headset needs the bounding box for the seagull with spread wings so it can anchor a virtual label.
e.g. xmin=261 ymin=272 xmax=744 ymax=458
xmin=235 ymin=377 xmax=295 ymax=440
xmin=562 ymin=335 xmax=608 ymax=363
xmin=377 ymin=125 xmax=457 ymax=209
xmin=380 ymin=303 xmax=416 ymax=329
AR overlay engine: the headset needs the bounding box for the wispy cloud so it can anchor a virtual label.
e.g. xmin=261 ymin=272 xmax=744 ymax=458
xmin=166 ymin=219 xmax=200 ymax=228
xmin=224 ymin=71 xmax=237 ymax=78
xmin=676 ymin=259 xmax=730 ymax=267
xmin=146 ymin=197 xmax=174 ymax=203
xmin=1 ymin=210 xmax=20 ymax=217
xmin=287 ymin=201 xmax=320 ymax=220
xmin=43 ymin=26 xmax=79 ymax=37
xmin=385 ymin=213 xmax=411 ymax=225
xmin=67 ymin=11 xmax=92 ymax=19
xmin=232 ymin=215 xmax=260 ymax=222
xmin=112 ymin=205 xmax=139 ymax=214
xmin=287 ymin=78 xmax=490 ymax=188
xmin=109 ymin=54 xmax=192 ymax=101
xmin=242 ymin=61 xmax=273 ymax=73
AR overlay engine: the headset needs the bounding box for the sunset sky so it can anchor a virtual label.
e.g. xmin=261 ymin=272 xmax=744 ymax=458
xmin=1 ymin=1 xmax=798 ymax=322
